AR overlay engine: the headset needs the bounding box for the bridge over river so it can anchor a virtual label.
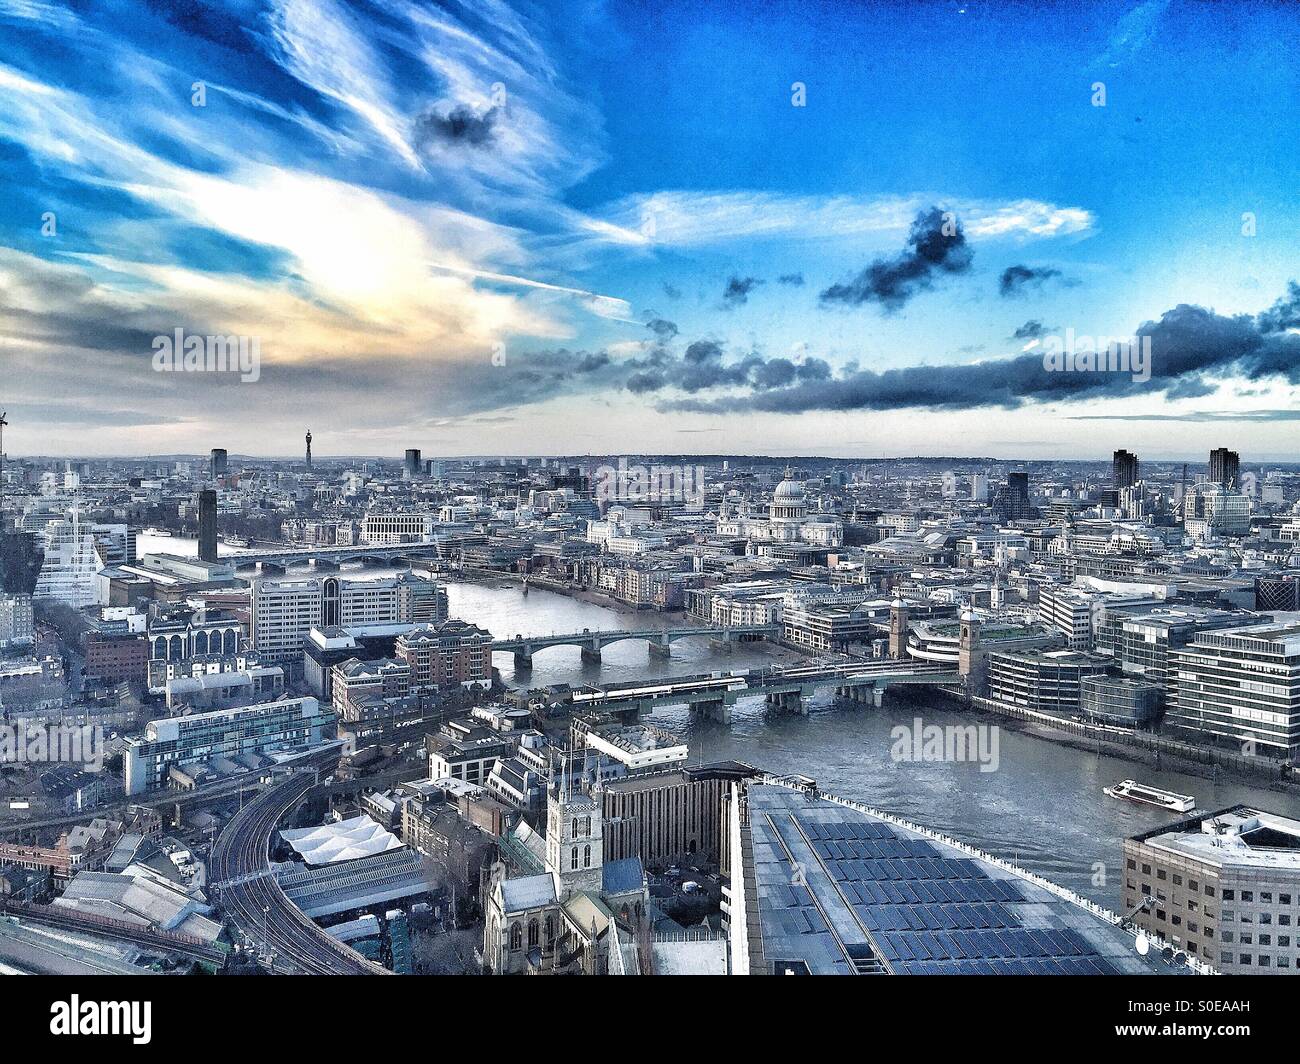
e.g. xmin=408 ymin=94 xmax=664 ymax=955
xmin=550 ymin=657 xmax=964 ymax=723
xmin=492 ymin=623 xmax=780 ymax=665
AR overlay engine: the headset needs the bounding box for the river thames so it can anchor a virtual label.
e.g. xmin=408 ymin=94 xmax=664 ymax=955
xmin=136 ymin=536 xmax=1300 ymax=909
xmin=442 ymin=578 xmax=1300 ymax=908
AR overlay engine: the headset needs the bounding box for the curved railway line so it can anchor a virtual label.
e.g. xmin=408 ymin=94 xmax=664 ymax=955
xmin=208 ymin=772 xmax=388 ymax=976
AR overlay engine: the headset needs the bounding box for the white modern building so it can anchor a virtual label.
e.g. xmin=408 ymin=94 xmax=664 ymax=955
xmin=33 ymin=511 xmax=103 ymax=608
xmin=123 ymin=695 xmax=330 ymax=795
xmin=1168 ymin=620 xmax=1300 ymax=759
xmin=360 ymin=512 xmax=437 ymax=543
xmin=251 ymin=573 xmax=446 ymax=666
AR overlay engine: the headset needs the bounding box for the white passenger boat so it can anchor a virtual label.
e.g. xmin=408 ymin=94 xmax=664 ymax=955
xmin=1104 ymin=779 xmax=1195 ymax=813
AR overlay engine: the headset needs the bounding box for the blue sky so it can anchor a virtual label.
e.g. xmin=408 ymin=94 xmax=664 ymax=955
xmin=0 ymin=0 xmax=1296 ymax=459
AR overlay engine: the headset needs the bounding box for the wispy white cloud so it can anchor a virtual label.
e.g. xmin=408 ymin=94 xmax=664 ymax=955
xmin=0 ymin=0 xmax=628 ymax=377
xmin=1095 ymin=0 xmax=1172 ymax=69
xmin=584 ymin=190 xmax=1095 ymax=249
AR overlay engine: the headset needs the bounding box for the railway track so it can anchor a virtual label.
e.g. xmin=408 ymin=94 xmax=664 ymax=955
xmin=209 ymin=772 xmax=388 ymax=976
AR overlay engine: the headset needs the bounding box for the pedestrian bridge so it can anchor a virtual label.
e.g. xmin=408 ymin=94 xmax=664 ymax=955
xmin=229 ymin=540 xmax=447 ymax=570
xmin=492 ymin=624 xmax=781 ymax=665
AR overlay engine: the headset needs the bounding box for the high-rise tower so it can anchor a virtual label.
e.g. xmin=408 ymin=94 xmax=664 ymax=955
xmin=305 ymin=430 xmax=313 ymax=473
xmin=1112 ymin=449 xmax=1139 ymax=490
xmin=1209 ymin=447 xmax=1239 ymax=489
xmin=198 ymin=489 xmax=218 ymax=562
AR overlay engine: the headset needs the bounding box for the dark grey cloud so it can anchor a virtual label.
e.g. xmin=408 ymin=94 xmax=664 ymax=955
xmin=1069 ymin=410 xmax=1300 ymax=423
xmin=661 ymin=283 xmax=682 ymax=300
xmin=750 ymin=357 xmax=833 ymax=390
xmin=999 ymin=264 xmax=1062 ymax=297
xmin=5 ymin=401 xmax=186 ymax=429
xmin=721 ymin=275 xmax=764 ymax=308
xmin=626 ymin=371 xmax=665 ymax=394
xmin=777 ymin=273 xmax=805 ymax=286
xmin=655 ymin=289 xmax=1300 ymax=416
xmin=820 ymin=207 xmax=972 ymax=311
xmin=1257 ymin=281 xmax=1300 ymax=334
xmin=592 ymin=337 xmax=833 ymax=399
xmin=413 ymin=104 xmax=500 ymax=150
xmin=645 ymin=318 xmax=678 ymax=340
xmin=1012 ymin=320 xmax=1049 ymax=340
xmin=683 ymin=340 xmax=722 ymax=365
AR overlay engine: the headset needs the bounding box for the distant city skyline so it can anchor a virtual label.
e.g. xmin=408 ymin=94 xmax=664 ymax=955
xmin=1 ymin=1 xmax=1297 ymax=459
xmin=0 ymin=444 xmax=1288 ymax=466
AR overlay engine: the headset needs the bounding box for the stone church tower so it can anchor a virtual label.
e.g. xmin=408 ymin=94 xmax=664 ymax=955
xmin=545 ymin=784 xmax=604 ymax=895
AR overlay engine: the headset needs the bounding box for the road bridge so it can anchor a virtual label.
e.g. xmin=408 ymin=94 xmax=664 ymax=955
xmin=492 ymin=623 xmax=780 ymax=666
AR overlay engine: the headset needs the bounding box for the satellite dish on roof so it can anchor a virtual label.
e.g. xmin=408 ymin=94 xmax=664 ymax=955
xmin=1135 ymin=932 xmax=1150 ymax=956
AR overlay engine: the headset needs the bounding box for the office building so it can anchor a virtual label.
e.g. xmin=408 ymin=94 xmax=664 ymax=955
xmin=251 ymin=573 xmax=447 ymax=666
xmin=394 ymin=619 xmax=492 ymax=690
xmin=986 ymin=648 xmax=1110 ymax=715
xmin=1125 ymin=806 xmax=1300 ymax=973
xmin=0 ymin=592 xmax=34 ymax=649
xmin=426 ymin=722 xmax=512 ymax=786
xmin=1036 ymin=586 xmax=1097 ymax=651
xmin=33 ymin=512 xmax=102 ymax=607
xmin=783 ymin=595 xmax=890 ymax=652
xmin=1112 ymin=449 xmax=1139 ymax=489
xmin=1098 ymin=607 xmax=1257 ymax=712
xmin=83 ymin=632 xmax=149 ymax=686
xmin=360 ymin=512 xmax=437 ymax=544
xmin=305 ymin=627 xmax=395 ymax=701
xmin=991 ymin=471 xmax=1032 ymax=521
xmin=1167 ymin=621 xmax=1300 ymax=759
xmin=1037 ymin=586 xmax=1160 ymax=652
xmin=1255 ymin=573 xmax=1300 ymax=612
xmin=1209 ymin=447 xmax=1240 ymax=489
xmin=1183 ymin=482 xmax=1250 ymax=536
xmin=1079 ymin=674 xmax=1162 ymax=726
xmin=404 ymin=449 xmax=422 ymax=477
xmin=573 ymin=718 xmax=688 ymax=775
xmin=330 ymin=657 xmax=412 ymax=717
xmin=210 ymin=448 xmax=228 ymax=478
xmin=123 ymin=695 xmax=330 ymax=795
xmin=197 ymin=489 xmax=218 ymax=563
xmin=600 ymin=765 xmax=739 ymax=868
xmin=251 ymin=578 xmax=323 ymax=666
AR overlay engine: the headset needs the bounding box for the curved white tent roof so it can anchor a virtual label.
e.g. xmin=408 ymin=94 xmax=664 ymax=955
xmin=280 ymin=814 xmax=403 ymax=866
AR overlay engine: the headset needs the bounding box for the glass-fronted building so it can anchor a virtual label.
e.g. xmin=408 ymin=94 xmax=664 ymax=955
xmin=123 ymin=695 xmax=331 ymax=794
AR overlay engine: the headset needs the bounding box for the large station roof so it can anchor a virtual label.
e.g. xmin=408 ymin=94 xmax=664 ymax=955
xmin=281 ymin=814 xmax=404 ymax=866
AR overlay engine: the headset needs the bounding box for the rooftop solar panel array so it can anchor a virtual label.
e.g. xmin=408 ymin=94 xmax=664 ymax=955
xmin=749 ymin=788 xmax=1124 ymax=975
